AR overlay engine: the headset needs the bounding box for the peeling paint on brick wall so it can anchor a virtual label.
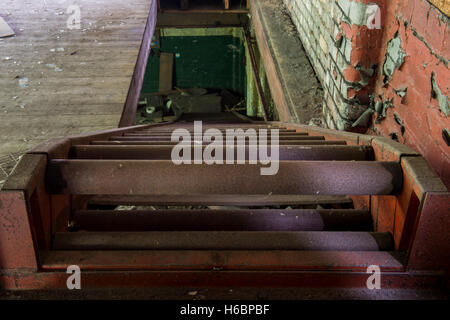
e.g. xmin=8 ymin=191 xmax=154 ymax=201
xmin=283 ymin=0 xmax=449 ymax=189
xmin=369 ymin=0 xmax=450 ymax=189
xmin=374 ymin=98 xmax=393 ymax=122
xmin=383 ymin=32 xmax=405 ymax=84
xmin=431 ymin=72 xmax=449 ymax=117
xmin=351 ymin=108 xmax=374 ymax=127
xmin=443 ymin=128 xmax=450 ymax=146
xmin=282 ymin=0 xmax=384 ymax=131
xmin=337 ymin=0 xmax=369 ymax=26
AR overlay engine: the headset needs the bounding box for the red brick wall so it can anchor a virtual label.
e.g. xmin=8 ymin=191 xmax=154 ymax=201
xmin=284 ymin=0 xmax=449 ymax=189
xmin=368 ymin=0 xmax=449 ymax=189
xmin=284 ymin=0 xmax=388 ymax=130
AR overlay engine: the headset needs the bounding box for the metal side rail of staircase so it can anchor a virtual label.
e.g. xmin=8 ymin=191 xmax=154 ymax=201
xmin=0 ymin=115 xmax=448 ymax=290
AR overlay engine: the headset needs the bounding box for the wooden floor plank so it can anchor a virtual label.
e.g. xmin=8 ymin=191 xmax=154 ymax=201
xmin=0 ymin=0 xmax=153 ymax=160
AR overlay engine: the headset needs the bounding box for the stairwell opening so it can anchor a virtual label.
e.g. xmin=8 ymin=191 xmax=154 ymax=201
xmin=134 ymin=26 xmax=277 ymax=125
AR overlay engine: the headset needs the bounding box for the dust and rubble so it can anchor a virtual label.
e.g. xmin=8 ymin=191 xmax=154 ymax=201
xmin=352 ymin=108 xmax=374 ymax=128
xmin=135 ymin=88 xmax=246 ymax=125
xmin=374 ymin=98 xmax=394 ymax=123
xmin=431 ymin=72 xmax=449 ymax=117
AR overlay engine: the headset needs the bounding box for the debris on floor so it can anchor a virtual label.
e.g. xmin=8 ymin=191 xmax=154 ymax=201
xmin=168 ymin=94 xmax=222 ymax=115
xmin=135 ymin=88 xmax=243 ymax=125
xmin=352 ymin=109 xmax=374 ymax=128
xmin=17 ymin=77 xmax=29 ymax=88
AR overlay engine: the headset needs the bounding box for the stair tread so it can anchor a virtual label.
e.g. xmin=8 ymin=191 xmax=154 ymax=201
xmin=108 ymin=135 xmax=325 ymax=141
xmin=72 ymin=209 xmax=372 ymax=231
xmin=90 ymin=140 xmax=348 ymax=145
xmin=41 ymin=250 xmax=405 ymax=271
xmin=70 ymin=145 xmax=374 ymax=161
xmin=125 ymin=131 xmax=306 ymax=135
xmin=88 ymin=194 xmax=354 ymax=206
xmin=53 ymin=231 xmax=393 ymax=251
xmin=46 ymin=160 xmax=402 ymax=195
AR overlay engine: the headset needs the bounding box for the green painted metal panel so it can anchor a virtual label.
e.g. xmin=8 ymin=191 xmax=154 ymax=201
xmin=142 ymin=35 xmax=247 ymax=95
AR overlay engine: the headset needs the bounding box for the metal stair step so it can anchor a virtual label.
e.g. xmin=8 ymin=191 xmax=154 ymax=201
xmin=70 ymin=145 xmax=373 ymax=160
xmin=88 ymin=194 xmax=354 ymax=206
xmin=72 ymin=209 xmax=372 ymax=231
xmin=53 ymin=231 xmax=394 ymax=251
xmin=46 ymin=159 xmax=402 ymax=195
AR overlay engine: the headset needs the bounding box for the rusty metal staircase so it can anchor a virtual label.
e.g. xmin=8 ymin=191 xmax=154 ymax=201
xmin=0 ymin=114 xmax=448 ymax=290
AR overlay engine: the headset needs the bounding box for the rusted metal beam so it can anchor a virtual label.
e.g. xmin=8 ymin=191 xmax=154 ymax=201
xmin=70 ymin=145 xmax=374 ymax=161
xmin=157 ymin=12 xmax=248 ymax=28
xmin=124 ymin=131 xmax=307 ymax=136
xmin=407 ymin=192 xmax=450 ymax=271
xmin=41 ymin=250 xmax=405 ymax=272
xmin=371 ymin=137 xmax=419 ymax=162
xmin=244 ymin=30 xmax=269 ymax=121
xmin=134 ymin=129 xmax=299 ymax=134
xmin=90 ymin=140 xmax=348 ymax=145
xmin=29 ymin=124 xmax=173 ymax=159
xmin=108 ymin=135 xmax=325 ymax=141
xmin=53 ymin=231 xmax=393 ymax=251
xmin=0 ymin=154 xmax=52 ymax=268
xmin=0 ymin=192 xmax=39 ymax=270
xmin=88 ymin=194 xmax=353 ymax=206
xmin=140 ymin=124 xmax=278 ymax=128
xmin=46 ymin=160 xmax=402 ymax=195
xmin=282 ymin=122 xmax=363 ymax=145
xmin=250 ymin=2 xmax=294 ymax=122
xmin=119 ymin=0 xmax=158 ymax=127
xmin=138 ymin=127 xmax=298 ymax=135
xmin=4 ymin=268 xmax=445 ymax=290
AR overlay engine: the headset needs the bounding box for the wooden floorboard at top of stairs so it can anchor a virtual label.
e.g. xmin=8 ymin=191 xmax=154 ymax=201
xmin=0 ymin=0 xmax=153 ymax=160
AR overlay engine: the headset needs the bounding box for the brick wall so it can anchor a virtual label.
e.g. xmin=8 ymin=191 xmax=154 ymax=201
xmin=283 ymin=0 xmax=449 ymax=188
xmin=283 ymin=0 xmax=384 ymax=131
xmin=369 ymin=0 xmax=449 ymax=188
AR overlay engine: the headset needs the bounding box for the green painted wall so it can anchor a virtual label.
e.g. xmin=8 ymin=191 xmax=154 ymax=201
xmin=141 ymin=28 xmax=247 ymax=96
